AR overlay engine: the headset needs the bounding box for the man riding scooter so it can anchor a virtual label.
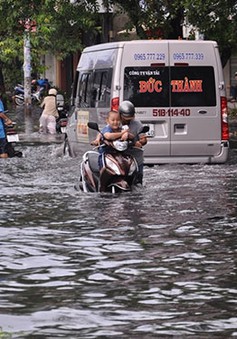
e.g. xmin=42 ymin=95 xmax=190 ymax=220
xmin=92 ymin=100 xmax=148 ymax=185
xmin=78 ymin=101 xmax=148 ymax=193
xmin=118 ymin=101 xmax=148 ymax=184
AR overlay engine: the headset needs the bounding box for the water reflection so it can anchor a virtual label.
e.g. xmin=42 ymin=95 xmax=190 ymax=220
xmin=0 ymin=145 xmax=237 ymax=338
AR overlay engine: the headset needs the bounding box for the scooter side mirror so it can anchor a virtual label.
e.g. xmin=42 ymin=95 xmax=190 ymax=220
xmin=88 ymin=122 xmax=100 ymax=132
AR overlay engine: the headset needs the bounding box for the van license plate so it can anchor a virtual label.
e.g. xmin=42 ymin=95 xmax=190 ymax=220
xmin=7 ymin=134 xmax=19 ymax=142
xmin=144 ymin=124 xmax=155 ymax=137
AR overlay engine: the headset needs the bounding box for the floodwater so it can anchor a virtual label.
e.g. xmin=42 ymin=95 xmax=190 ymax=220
xmin=0 ymin=141 xmax=237 ymax=338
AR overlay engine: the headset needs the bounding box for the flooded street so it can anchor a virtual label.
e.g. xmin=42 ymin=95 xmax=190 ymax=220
xmin=1 ymin=142 xmax=237 ymax=338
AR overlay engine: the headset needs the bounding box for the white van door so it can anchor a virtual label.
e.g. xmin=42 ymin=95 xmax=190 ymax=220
xmin=121 ymin=41 xmax=171 ymax=157
xmin=121 ymin=40 xmax=223 ymax=160
xmin=169 ymin=41 xmax=221 ymax=157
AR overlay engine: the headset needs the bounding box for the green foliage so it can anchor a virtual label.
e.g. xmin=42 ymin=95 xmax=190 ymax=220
xmin=182 ymin=0 xmax=237 ymax=64
xmin=111 ymin=0 xmax=237 ymax=65
xmin=228 ymin=107 xmax=237 ymax=119
xmin=1 ymin=0 xmax=237 ymax=91
xmin=110 ymin=0 xmax=185 ymax=39
xmin=0 ymin=0 xmax=99 ymax=90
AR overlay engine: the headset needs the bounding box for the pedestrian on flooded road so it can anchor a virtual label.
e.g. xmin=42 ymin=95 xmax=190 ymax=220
xmin=0 ymin=96 xmax=12 ymax=158
xmin=39 ymin=88 xmax=59 ymax=134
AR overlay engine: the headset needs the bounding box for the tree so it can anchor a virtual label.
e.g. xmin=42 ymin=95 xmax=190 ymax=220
xmin=0 ymin=0 xmax=99 ymax=92
xmin=107 ymin=0 xmax=185 ymax=39
xmin=183 ymin=0 xmax=237 ymax=67
xmin=110 ymin=0 xmax=237 ymax=67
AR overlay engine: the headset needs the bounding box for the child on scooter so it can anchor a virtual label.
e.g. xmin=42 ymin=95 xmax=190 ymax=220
xmin=91 ymin=110 xmax=129 ymax=169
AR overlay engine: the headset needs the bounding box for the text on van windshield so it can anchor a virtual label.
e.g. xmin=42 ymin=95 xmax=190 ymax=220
xmin=139 ymin=77 xmax=203 ymax=93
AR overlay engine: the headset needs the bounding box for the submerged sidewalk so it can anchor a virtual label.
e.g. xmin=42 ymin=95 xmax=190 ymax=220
xmin=7 ymin=103 xmax=237 ymax=147
xmin=8 ymin=104 xmax=65 ymax=144
xmin=18 ymin=132 xmax=65 ymax=145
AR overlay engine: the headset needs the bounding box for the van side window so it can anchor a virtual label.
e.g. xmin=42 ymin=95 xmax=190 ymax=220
xmin=92 ymin=69 xmax=112 ymax=108
xmin=70 ymin=71 xmax=79 ymax=108
xmin=77 ymin=72 xmax=92 ymax=108
xmin=67 ymin=71 xmax=80 ymax=117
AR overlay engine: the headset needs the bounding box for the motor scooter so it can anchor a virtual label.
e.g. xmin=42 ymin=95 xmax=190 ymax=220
xmin=4 ymin=115 xmax=22 ymax=157
xmin=56 ymin=93 xmax=68 ymax=134
xmin=77 ymin=122 xmax=149 ymax=193
xmin=13 ymin=83 xmax=44 ymax=106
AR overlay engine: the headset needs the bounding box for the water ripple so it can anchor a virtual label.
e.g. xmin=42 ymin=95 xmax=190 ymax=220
xmin=0 ymin=145 xmax=237 ymax=337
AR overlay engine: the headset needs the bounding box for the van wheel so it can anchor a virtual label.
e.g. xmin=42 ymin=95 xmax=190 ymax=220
xmin=63 ymin=138 xmax=72 ymax=157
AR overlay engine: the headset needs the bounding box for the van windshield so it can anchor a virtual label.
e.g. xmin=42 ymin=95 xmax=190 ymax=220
xmin=124 ymin=66 xmax=216 ymax=107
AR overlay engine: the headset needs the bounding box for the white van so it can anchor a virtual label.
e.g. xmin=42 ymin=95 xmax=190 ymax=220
xmin=65 ymin=40 xmax=229 ymax=164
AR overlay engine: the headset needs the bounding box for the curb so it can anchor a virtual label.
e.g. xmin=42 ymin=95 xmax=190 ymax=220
xmin=18 ymin=133 xmax=65 ymax=145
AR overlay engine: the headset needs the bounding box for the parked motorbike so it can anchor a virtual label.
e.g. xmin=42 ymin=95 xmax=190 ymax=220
xmin=5 ymin=116 xmax=23 ymax=157
xmin=77 ymin=122 xmax=149 ymax=193
xmin=56 ymin=93 xmax=68 ymax=134
xmin=14 ymin=83 xmax=44 ymax=106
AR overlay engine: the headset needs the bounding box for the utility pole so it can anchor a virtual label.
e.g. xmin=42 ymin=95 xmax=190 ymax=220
xmin=23 ymin=21 xmax=33 ymax=134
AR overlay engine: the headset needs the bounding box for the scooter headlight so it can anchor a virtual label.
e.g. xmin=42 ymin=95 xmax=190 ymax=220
xmin=113 ymin=140 xmax=128 ymax=152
